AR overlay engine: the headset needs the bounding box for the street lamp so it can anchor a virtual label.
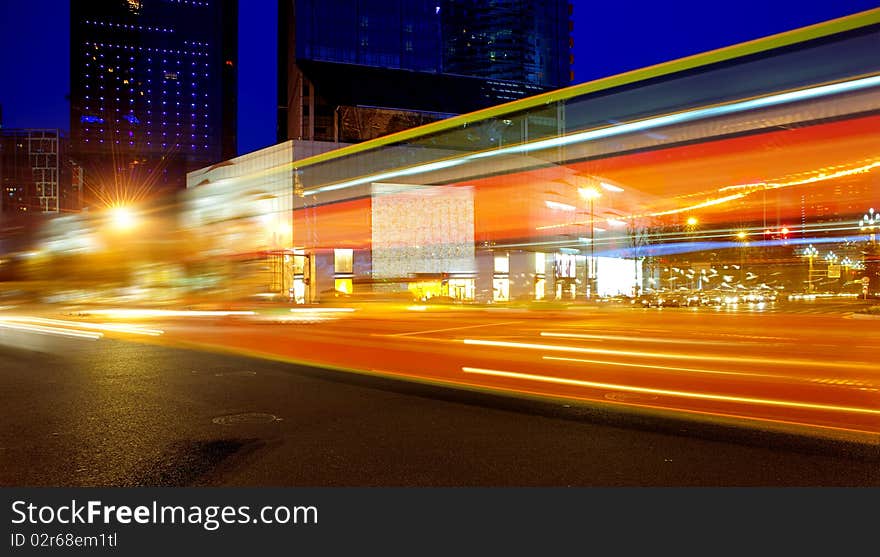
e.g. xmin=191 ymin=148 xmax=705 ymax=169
xmin=109 ymin=206 xmax=137 ymax=232
xmin=860 ymin=207 xmax=878 ymax=243
xmin=802 ymin=244 xmax=818 ymax=293
xmin=735 ymin=230 xmax=748 ymax=284
xmin=578 ymin=186 xmax=601 ymax=299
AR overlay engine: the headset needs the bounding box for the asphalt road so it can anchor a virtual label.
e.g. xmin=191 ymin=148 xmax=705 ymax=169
xmin=36 ymin=301 xmax=877 ymax=439
xmin=0 ymin=330 xmax=877 ymax=487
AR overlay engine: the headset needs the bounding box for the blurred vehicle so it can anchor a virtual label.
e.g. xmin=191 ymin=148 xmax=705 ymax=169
xmin=320 ymin=288 xmax=352 ymax=300
xmin=633 ymin=293 xmax=658 ymax=307
xmin=599 ymin=294 xmax=633 ymax=304
xmin=633 ymin=292 xmax=686 ymax=307
xmin=657 ymin=293 xmax=686 ymax=307
xmin=421 ymin=295 xmax=461 ymax=305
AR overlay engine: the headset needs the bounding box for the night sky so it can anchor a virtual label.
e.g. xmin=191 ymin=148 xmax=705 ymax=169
xmin=0 ymin=1 xmax=876 ymax=155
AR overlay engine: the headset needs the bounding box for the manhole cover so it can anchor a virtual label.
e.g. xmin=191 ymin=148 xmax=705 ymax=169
xmin=604 ymin=392 xmax=658 ymax=402
xmin=211 ymin=412 xmax=279 ymax=425
xmin=214 ymin=371 xmax=257 ymax=377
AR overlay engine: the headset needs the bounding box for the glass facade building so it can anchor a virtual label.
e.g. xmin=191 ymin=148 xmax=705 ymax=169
xmin=295 ymin=0 xmax=443 ymax=72
xmin=70 ymin=0 xmax=237 ymax=206
xmin=441 ymin=0 xmax=572 ymax=87
xmin=190 ymin=9 xmax=879 ymax=304
xmin=278 ymin=9 xmax=879 ymax=302
xmin=277 ymin=0 xmax=571 ymax=144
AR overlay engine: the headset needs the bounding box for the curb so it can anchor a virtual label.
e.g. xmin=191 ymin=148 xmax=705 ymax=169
xmin=851 ymin=312 xmax=880 ymax=320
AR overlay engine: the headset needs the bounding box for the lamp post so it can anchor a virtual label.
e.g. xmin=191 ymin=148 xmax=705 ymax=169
xmin=860 ymin=207 xmax=879 ymax=299
xmin=802 ymin=244 xmax=818 ymax=293
xmin=860 ymin=207 xmax=878 ymax=243
xmin=578 ymin=186 xmax=601 ymax=300
xmin=825 ymin=251 xmax=839 ymax=290
xmin=735 ymin=230 xmax=748 ymax=285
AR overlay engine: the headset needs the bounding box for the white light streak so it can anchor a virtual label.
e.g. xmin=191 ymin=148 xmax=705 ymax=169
xmin=461 ymin=366 xmax=880 ymax=416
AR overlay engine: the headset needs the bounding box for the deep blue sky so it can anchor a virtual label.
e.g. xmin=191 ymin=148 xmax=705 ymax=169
xmin=0 ymin=1 xmax=876 ymax=155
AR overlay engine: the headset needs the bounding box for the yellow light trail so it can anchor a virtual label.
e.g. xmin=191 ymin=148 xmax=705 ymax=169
xmin=0 ymin=322 xmax=103 ymax=340
xmin=462 ymin=338 xmax=873 ymax=370
xmin=81 ymin=309 xmax=256 ymax=318
xmin=535 ymin=160 xmax=880 ymax=232
xmin=289 ymin=308 xmax=356 ymax=313
xmin=461 ymin=367 xmax=880 ymax=416
xmin=2 ymin=317 xmax=164 ymax=336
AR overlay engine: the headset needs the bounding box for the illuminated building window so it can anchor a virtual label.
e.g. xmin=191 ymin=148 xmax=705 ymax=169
xmin=534 ymin=252 xmax=545 ymax=274
xmin=334 ymin=249 xmax=353 ymax=274
xmin=334 ymin=278 xmax=353 ymax=294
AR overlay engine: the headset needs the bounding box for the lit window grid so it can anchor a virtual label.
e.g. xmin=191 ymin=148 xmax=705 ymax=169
xmin=78 ymin=40 xmax=214 ymax=152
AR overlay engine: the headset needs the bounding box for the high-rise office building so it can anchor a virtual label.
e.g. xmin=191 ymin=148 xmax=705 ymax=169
xmin=277 ymin=0 xmax=572 ymax=143
xmin=0 ymin=129 xmax=70 ymax=214
xmin=70 ymin=0 xmax=237 ymax=206
xmin=442 ymin=0 xmax=573 ymax=87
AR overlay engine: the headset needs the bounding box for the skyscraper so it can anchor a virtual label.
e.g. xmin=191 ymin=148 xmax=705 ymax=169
xmin=442 ymin=0 xmax=573 ymax=87
xmin=277 ymin=0 xmax=572 ymax=144
xmin=70 ymin=0 xmax=237 ymax=207
xmin=0 ymin=129 xmax=64 ymax=214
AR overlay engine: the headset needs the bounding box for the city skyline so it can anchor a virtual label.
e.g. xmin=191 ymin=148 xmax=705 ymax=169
xmin=0 ymin=3 xmax=878 ymax=533
xmin=1 ymin=1 xmax=877 ymax=155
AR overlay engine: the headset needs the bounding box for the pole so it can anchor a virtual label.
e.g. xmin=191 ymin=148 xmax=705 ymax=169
xmin=808 ymin=256 xmax=813 ymax=293
xmin=589 ymin=197 xmax=594 ymax=300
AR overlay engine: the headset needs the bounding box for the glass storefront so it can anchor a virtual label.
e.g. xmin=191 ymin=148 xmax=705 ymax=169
xmin=286 ymin=12 xmax=879 ymax=303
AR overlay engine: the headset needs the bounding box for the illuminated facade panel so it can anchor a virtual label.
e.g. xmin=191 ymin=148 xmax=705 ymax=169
xmin=370 ymin=184 xmax=475 ymax=280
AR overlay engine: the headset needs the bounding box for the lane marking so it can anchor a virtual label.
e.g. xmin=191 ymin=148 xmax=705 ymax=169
xmin=462 ymin=338 xmax=873 ymax=370
xmin=461 ymin=366 xmax=880 ymax=416
xmin=388 ymin=321 xmax=523 ymax=337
